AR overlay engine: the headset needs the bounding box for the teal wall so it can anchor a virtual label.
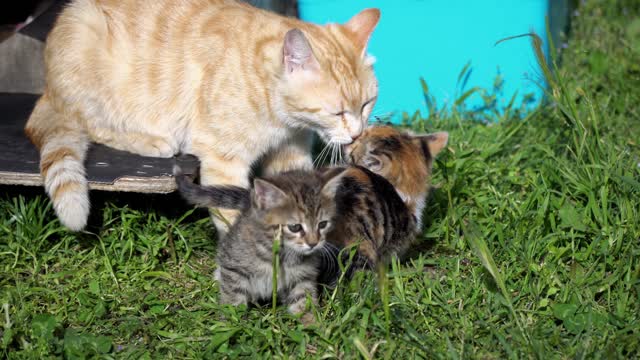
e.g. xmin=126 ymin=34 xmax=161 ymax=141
xmin=299 ymin=1 xmax=551 ymax=120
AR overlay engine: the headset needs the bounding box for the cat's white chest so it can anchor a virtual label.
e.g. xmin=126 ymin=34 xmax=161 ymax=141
xmin=247 ymin=262 xmax=310 ymax=301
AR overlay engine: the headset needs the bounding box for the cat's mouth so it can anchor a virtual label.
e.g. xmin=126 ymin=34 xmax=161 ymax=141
xmin=319 ymin=131 xmax=354 ymax=146
xmin=290 ymin=241 xmax=324 ymax=255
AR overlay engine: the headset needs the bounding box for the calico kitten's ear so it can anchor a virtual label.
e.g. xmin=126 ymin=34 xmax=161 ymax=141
xmin=283 ymin=29 xmax=319 ymax=73
xmin=253 ymin=179 xmax=288 ymax=210
xmin=344 ymin=8 xmax=381 ymax=57
xmin=413 ymin=132 xmax=449 ymax=158
xmin=361 ymin=154 xmax=383 ymax=172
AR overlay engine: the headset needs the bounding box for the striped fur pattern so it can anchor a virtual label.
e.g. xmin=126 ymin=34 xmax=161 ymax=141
xmin=320 ymin=126 xmax=448 ymax=284
xmin=174 ymin=167 xmax=249 ymax=211
xmin=24 ymin=0 xmax=380 ymax=231
xmin=176 ymin=169 xmax=338 ymax=323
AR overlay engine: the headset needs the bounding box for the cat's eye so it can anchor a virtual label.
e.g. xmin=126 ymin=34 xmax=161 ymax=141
xmin=360 ymin=97 xmax=377 ymax=114
xmin=287 ymin=224 xmax=303 ymax=233
xmin=333 ymin=111 xmax=346 ymax=117
xmin=318 ymin=220 xmax=328 ymax=230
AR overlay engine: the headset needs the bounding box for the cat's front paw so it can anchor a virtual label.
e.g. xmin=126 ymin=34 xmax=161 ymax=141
xmin=300 ymin=311 xmax=316 ymax=326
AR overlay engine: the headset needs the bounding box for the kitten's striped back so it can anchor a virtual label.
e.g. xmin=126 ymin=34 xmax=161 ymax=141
xmin=320 ymin=126 xmax=448 ymax=284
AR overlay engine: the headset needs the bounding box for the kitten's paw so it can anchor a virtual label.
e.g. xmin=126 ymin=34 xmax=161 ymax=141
xmin=300 ymin=312 xmax=316 ymax=326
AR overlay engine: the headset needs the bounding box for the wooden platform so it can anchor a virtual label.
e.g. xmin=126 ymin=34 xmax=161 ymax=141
xmin=0 ymin=93 xmax=199 ymax=193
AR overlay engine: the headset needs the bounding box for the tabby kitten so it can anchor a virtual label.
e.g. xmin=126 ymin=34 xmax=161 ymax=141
xmin=25 ymin=0 xmax=380 ymax=232
xmin=319 ymin=126 xmax=448 ymax=282
xmin=175 ymin=168 xmax=337 ymax=323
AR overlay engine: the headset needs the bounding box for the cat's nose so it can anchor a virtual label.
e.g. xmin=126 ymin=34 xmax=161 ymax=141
xmin=308 ymin=242 xmax=318 ymax=249
xmin=348 ymin=121 xmax=363 ymax=141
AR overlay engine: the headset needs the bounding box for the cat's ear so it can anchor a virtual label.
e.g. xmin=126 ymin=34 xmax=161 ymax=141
xmin=320 ymin=168 xmax=348 ymax=197
xmin=283 ymin=28 xmax=319 ymax=74
xmin=413 ymin=132 xmax=449 ymax=158
xmin=362 ymin=154 xmax=383 ymax=172
xmin=344 ymin=8 xmax=380 ymax=57
xmin=253 ymin=179 xmax=288 ymax=210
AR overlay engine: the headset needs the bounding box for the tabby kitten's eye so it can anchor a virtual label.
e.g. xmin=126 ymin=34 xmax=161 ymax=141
xmin=287 ymin=224 xmax=303 ymax=233
xmin=318 ymin=220 xmax=328 ymax=230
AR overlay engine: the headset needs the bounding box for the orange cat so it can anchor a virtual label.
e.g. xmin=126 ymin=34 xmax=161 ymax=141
xmin=25 ymin=0 xmax=380 ymax=232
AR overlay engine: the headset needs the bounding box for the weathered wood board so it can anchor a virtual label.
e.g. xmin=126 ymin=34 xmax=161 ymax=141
xmin=0 ymin=93 xmax=199 ymax=193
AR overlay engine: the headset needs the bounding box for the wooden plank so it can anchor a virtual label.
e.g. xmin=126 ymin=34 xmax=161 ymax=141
xmin=0 ymin=93 xmax=199 ymax=193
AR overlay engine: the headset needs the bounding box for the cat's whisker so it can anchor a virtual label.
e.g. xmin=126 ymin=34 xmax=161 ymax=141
xmin=316 ymin=141 xmax=331 ymax=166
xmin=327 ymin=250 xmax=337 ymax=276
xmin=333 ymin=141 xmax=342 ymax=165
xmin=330 ymin=142 xmax=334 ymax=166
xmin=323 ymin=141 xmax=335 ymax=166
xmin=318 ymin=141 xmax=332 ymax=167
xmin=324 ymin=241 xmax=340 ymax=252
xmin=315 ymin=141 xmax=332 ymax=167
xmin=328 ymin=141 xmax=335 ymax=167
xmin=313 ymin=142 xmax=330 ymax=168
xmin=319 ymin=247 xmax=329 ymax=271
xmin=320 ymin=246 xmax=336 ymax=276
xmin=331 ymin=142 xmax=337 ymax=166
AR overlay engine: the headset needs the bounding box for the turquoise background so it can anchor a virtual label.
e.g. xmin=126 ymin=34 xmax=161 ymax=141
xmin=298 ymin=0 xmax=550 ymax=120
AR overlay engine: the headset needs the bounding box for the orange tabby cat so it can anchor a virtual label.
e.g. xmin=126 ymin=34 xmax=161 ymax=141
xmin=25 ymin=0 xmax=380 ymax=232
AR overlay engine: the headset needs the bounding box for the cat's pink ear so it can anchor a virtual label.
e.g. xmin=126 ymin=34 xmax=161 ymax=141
xmin=344 ymin=8 xmax=380 ymax=56
xmin=283 ymin=29 xmax=319 ymax=73
xmin=253 ymin=179 xmax=288 ymax=210
xmin=414 ymin=132 xmax=449 ymax=158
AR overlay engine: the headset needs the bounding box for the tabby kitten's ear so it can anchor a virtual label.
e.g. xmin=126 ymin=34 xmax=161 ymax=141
xmin=283 ymin=29 xmax=319 ymax=74
xmin=320 ymin=168 xmax=348 ymax=197
xmin=344 ymin=8 xmax=381 ymax=57
xmin=253 ymin=179 xmax=288 ymax=210
xmin=413 ymin=132 xmax=449 ymax=158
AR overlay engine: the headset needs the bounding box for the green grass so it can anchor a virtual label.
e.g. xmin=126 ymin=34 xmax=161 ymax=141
xmin=2 ymin=1 xmax=640 ymax=358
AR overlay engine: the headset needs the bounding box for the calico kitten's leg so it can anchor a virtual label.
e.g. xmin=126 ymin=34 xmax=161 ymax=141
xmin=198 ymin=155 xmax=251 ymax=236
xmin=262 ymin=130 xmax=314 ymax=175
xmin=88 ymin=127 xmax=177 ymax=158
xmin=286 ymin=280 xmax=318 ymax=325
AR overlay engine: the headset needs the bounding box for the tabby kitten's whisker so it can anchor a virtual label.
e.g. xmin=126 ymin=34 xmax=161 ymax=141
xmin=324 ymin=241 xmax=339 ymax=252
xmin=325 ymin=249 xmax=337 ymax=278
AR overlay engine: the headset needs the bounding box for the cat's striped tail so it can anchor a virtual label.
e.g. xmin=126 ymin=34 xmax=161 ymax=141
xmin=25 ymin=94 xmax=91 ymax=231
xmin=174 ymin=166 xmax=250 ymax=210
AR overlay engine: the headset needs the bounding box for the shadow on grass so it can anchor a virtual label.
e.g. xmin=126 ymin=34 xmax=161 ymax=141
xmin=0 ymin=184 xmax=213 ymax=234
xmin=404 ymin=186 xmax=450 ymax=262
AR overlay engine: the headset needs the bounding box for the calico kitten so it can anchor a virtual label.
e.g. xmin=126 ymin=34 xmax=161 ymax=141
xmin=25 ymin=0 xmax=380 ymax=233
xmin=175 ymin=168 xmax=336 ymax=323
xmin=319 ymin=126 xmax=448 ymax=283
